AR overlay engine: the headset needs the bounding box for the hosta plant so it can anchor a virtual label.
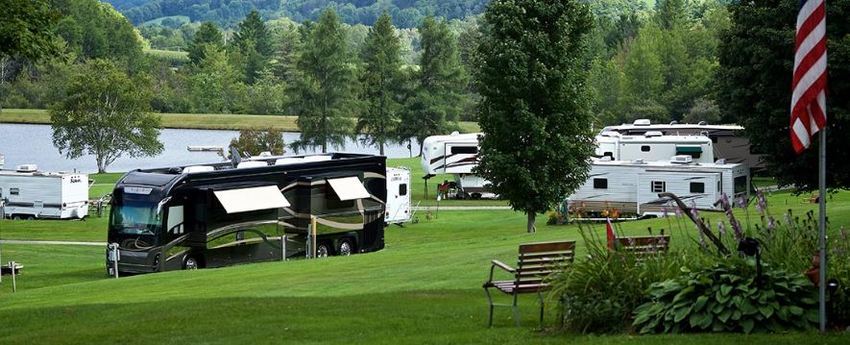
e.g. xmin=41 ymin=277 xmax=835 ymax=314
xmin=633 ymin=259 xmax=818 ymax=334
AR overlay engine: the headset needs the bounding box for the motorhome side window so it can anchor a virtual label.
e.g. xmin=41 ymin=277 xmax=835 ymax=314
xmin=399 ymin=184 xmax=408 ymax=196
xmin=450 ymin=146 xmax=478 ymax=154
xmin=593 ymin=178 xmax=608 ymax=189
xmin=10 ymin=188 xmax=19 ymax=195
xmin=641 ymin=146 xmax=651 ymax=152
xmin=690 ymin=182 xmax=705 ymax=193
xmin=651 ymin=181 xmax=666 ymax=193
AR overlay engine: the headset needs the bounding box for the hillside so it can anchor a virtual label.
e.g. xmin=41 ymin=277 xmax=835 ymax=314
xmin=104 ymin=0 xmax=489 ymax=28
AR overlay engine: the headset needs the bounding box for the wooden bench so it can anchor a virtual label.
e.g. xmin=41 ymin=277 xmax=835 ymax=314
xmin=616 ymin=235 xmax=670 ymax=260
xmin=483 ymin=240 xmax=575 ymax=327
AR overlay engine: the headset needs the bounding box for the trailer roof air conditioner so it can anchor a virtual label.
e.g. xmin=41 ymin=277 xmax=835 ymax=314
xmin=328 ymin=176 xmax=371 ymax=201
xmin=213 ymin=185 xmax=290 ymax=214
xmin=183 ymin=166 xmax=215 ymax=173
xmin=16 ymin=164 xmax=38 ymax=172
xmin=644 ymin=131 xmax=663 ymax=137
xmin=633 ymin=119 xmax=651 ymax=126
xmin=237 ymin=161 xmax=268 ymax=169
xmin=671 ymin=155 xmax=694 ymax=164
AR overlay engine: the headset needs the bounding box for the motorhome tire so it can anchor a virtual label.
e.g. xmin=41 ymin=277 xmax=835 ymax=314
xmin=183 ymin=256 xmax=199 ymax=270
xmin=317 ymin=243 xmax=332 ymax=258
xmin=338 ymin=239 xmax=354 ymax=256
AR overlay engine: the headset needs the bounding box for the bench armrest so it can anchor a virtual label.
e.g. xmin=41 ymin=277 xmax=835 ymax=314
xmin=485 ymin=260 xmax=515 ymax=286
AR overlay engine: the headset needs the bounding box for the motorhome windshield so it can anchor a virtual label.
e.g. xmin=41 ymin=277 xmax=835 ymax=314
xmin=110 ymin=200 xmax=161 ymax=236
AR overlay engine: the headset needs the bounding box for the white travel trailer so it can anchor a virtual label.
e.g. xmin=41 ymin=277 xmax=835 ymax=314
xmin=385 ymin=167 xmax=411 ymax=224
xmin=600 ymin=119 xmax=764 ymax=170
xmin=567 ymin=156 xmax=749 ymax=218
xmin=420 ymin=132 xmax=492 ymax=199
xmin=0 ymin=165 xmax=89 ymax=220
xmin=595 ymin=132 xmax=715 ymax=164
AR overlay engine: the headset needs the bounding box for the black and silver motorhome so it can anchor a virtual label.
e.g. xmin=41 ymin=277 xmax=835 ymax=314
xmin=107 ymin=153 xmax=386 ymax=274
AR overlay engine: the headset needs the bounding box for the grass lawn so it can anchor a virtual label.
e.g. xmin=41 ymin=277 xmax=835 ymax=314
xmin=0 ymin=189 xmax=848 ymax=343
xmin=0 ymin=108 xmax=480 ymax=133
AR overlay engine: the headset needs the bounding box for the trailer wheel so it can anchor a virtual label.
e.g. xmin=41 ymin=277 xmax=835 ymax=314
xmin=25 ymin=215 xmax=35 ymax=220
xmin=183 ymin=256 xmax=200 ymax=270
xmin=11 ymin=215 xmax=21 ymax=220
xmin=338 ymin=239 xmax=354 ymax=256
xmin=316 ymin=242 xmax=332 ymax=258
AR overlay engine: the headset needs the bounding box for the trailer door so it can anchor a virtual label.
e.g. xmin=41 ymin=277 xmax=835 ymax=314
xmin=385 ymin=169 xmax=411 ymax=224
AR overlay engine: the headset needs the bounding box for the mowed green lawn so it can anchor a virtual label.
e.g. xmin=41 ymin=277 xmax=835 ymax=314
xmin=1 ymin=189 xmax=849 ymax=343
xmin=0 ymin=108 xmax=480 ymax=133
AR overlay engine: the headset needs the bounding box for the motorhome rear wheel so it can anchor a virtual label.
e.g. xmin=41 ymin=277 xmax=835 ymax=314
xmin=338 ymin=240 xmax=354 ymax=256
xmin=316 ymin=243 xmax=331 ymax=258
xmin=183 ymin=256 xmax=199 ymax=270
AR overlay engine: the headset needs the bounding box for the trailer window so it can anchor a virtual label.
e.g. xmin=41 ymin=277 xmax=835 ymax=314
xmin=734 ymin=176 xmax=747 ymax=194
xmin=450 ymin=146 xmax=478 ymax=154
xmin=593 ymin=178 xmax=608 ymax=189
xmin=690 ymin=182 xmax=705 ymax=193
xmin=399 ymin=183 xmax=408 ymax=196
xmin=641 ymin=146 xmax=651 ymax=152
xmin=651 ymin=181 xmax=666 ymax=193
xmin=10 ymin=188 xmax=19 ymax=195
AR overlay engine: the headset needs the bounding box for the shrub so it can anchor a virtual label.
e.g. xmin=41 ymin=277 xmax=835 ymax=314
xmin=633 ymin=259 xmax=818 ymax=334
xmin=548 ymin=225 xmax=686 ymax=333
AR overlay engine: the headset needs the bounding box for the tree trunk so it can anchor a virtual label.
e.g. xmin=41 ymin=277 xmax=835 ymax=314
xmin=527 ymin=212 xmax=537 ymax=233
xmin=97 ymin=156 xmax=106 ymax=174
xmin=322 ymin=142 xmax=327 ymax=154
xmin=379 ymin=142 xmax=385 ymax=156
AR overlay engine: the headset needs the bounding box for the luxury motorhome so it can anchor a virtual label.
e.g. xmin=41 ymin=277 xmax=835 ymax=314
xmin=600 ymin=119 xmax=764 ymax=170
xmin=567 ymin=156 xmax=749 ymax=218
xmin=595 ymin=132 xmax=715 ymax=164
xmin=0 ymin=165 xmax=89 ymax=220
xmin=106 ymin=153 xmax=387 ymax=274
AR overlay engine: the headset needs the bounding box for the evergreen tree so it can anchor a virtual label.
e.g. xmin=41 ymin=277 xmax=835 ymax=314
xmin=357 ymin=12 xmax=404 ymax=155
xmin=475 ymin=0 xmax=596 ymax=233
xmin=397 ymin=16 xmax=466 ymax=153
xmin=291 ymin=9 xmax=357 ymax=153
xmin=189 ymin=46 xmax=242 ymax=113
xmin=232 ymin=10 xmax=272 ymax=84
xmin=188 ymin=22 xmax=223 ymax=65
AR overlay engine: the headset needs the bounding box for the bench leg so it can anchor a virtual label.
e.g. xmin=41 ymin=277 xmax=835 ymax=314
xmin=484 ymin=286 xmax=495 ymax=327
xmin=538 ymin=291 xmax=545 ymax=329
xmin=512 ymin=292 xmax=521 ymax=327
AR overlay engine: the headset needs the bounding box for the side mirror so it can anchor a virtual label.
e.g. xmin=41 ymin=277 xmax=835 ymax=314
xmin=156 ymin=196 xmax=172 ymax=215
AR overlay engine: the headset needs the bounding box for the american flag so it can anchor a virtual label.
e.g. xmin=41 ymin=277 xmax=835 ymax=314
xmin=790 ymin=0 xmax=828 ymax=153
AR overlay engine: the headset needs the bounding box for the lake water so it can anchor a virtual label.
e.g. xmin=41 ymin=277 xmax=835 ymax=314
xmin=0 ymin=124 xmax=419 ymax=173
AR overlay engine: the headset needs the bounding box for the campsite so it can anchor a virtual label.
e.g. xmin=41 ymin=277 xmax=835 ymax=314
xmin=2 ymin=0 xmax=850 ymax=343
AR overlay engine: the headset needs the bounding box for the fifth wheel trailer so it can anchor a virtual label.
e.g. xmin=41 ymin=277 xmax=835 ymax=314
xmin=106 ymin=153 xmax=387 ymax=274
xmin=0 ymin=165 xmax=89 ymax=220
xmin=420 ymin=132 xmax=493 ymax=198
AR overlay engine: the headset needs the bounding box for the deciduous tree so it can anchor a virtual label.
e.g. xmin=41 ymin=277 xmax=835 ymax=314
xmin=50 ymin=59 xmax=163 ymax=173
xmin=475 ymin=0 xmax=596 ymax=233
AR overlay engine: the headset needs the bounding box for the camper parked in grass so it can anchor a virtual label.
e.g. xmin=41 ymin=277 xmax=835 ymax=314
xmin=0 ymin=164 xmax=89 ymax=220
xmin=595 ymin=132 xmax=715 ymax=164
xmin=420 ymin=132 xmax=493 ymax=199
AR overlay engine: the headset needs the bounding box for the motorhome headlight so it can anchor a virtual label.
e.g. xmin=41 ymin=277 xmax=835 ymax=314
xmin=152 ymin=253 xmax=161 ymax=268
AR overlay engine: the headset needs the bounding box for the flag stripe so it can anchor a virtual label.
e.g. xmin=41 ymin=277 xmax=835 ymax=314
xmin=791 ymin=0 xmax=827 ymax=154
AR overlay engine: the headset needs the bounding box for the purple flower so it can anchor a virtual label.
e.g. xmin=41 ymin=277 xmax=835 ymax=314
xmin=675 ymin=206 xmax=683 ymax=218
xmin=767 ymin=216 xmax=776 ymax=231
xmin=697 ymin=225 xmax=707 ymax=249
xmin=662 ymin=206 xmax=669 ymax=218
xmin=718 ymin=221 xmax=727 ymax=236
xmin=736 ymin=196 xmax=747 ymax=209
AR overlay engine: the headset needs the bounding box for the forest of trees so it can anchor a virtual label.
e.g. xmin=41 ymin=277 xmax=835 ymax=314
xmin=106 ymin=0 xmax=489 ymax=28
xmin=2 ymin=0 xmax=734 ymax=141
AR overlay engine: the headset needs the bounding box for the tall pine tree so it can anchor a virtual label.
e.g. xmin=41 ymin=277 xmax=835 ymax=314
xmin=397 ymin=16 xmax=466 ymax=153
xmin=291 ymin=9 xmax=357 ymax=153
xmin=475 ymin=0 xmax=596 ymax=233
xmin=187 ymin=22 xmax=223 ymax=65
xmin=357 ymin=12 xmax=404 ymax=155
xmin=232 ymin=10 xmax=272 ymax=84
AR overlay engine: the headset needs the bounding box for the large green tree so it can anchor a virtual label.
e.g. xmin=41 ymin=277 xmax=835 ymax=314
xmin=475 ymin=0 xmax=596 ymax=233
xmin=397 ymin=16 xmax=466 ymax=153
xmin=187 ymin=22 xmax=223 ymax=65
xmin=232 ymin=10 xmax=272 ymax=84
xmin=230 ymin=128 xmax=286 ymax=156
xmin=715 ymin=0 xmax=850 ymax=190
xmin=291 ymin=9 xmax=357 ymax=153
xmin=0 ymin=0 xmax=60 ymax=61
xmin=50 ymin=59 xmax=163 ymax=173
xmin=189 ymin=46 xmax=243 ymax=113
xmin=357 ymin=12 xmax=404 ymax=156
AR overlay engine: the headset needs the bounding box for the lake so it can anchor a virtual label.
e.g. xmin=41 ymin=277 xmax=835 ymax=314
xmin=0 ymin=123 xmax=419 ymax=173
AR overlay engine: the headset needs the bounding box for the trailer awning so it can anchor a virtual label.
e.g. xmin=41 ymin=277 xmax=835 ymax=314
xmin=676 ymin=145 xmax=703 ymax=153
xmin=327 ymin=177 xmax=371 ymax=201
xmin=213 ymin=186 xmax=290 ymax=214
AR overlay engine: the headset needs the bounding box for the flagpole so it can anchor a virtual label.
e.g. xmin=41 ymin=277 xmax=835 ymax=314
xmin=818 ymin=128 xmax=827 ymax=332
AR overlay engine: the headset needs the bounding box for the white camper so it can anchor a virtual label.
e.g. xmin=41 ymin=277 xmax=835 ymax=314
xmin=0 ymin=165 xmax=89 ymax=220
xmin=385 ymin=167 xmax=412 ymax=224
xmin=567 ymin=156 xmax=749 ymax=218
xmin=600 ymin=119 xmax=764 ymax=170
xmin=595 ymin=132 xmax=715 ymax=163
xmin=420 ymin=132 xmax=493 ymax=199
